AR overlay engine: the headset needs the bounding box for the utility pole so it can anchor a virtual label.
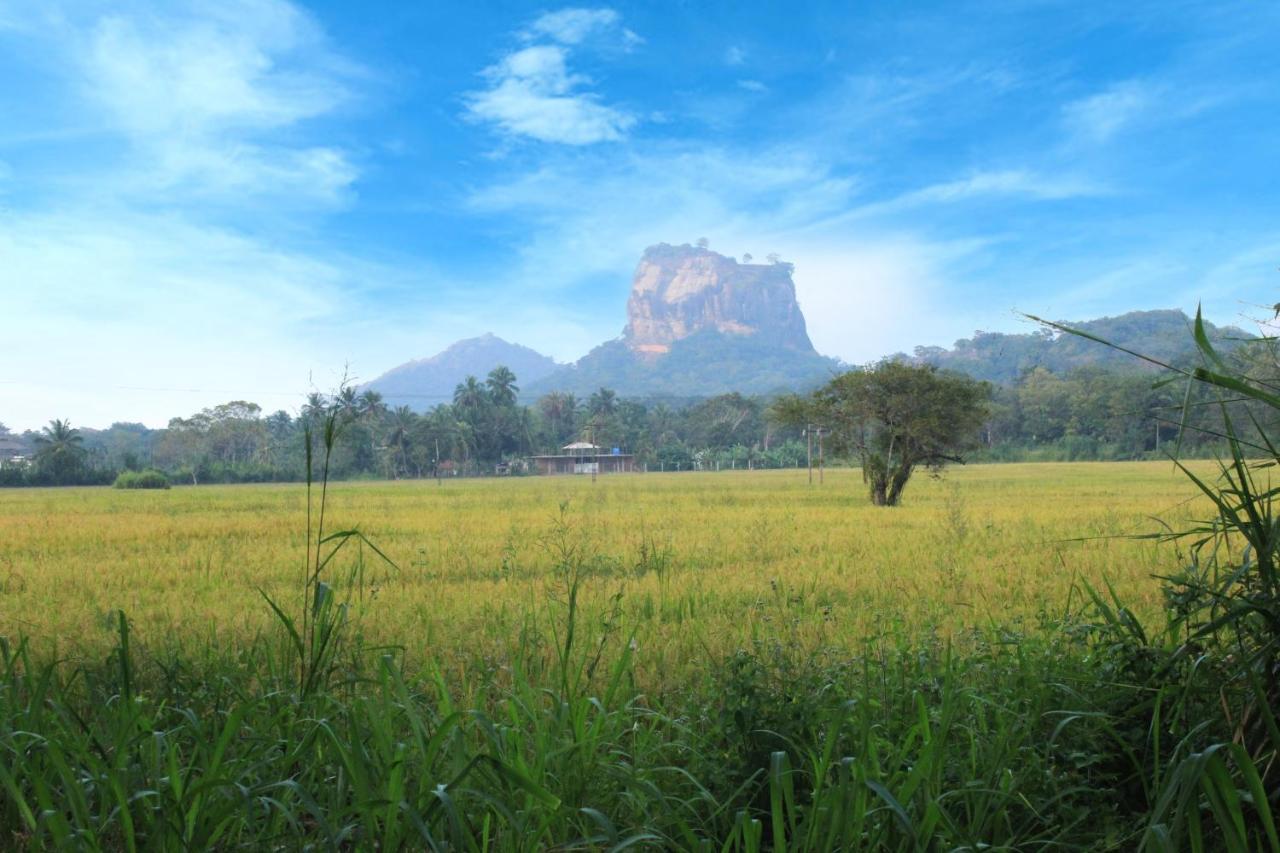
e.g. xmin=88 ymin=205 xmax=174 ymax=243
xmin=434 ymin=438 xmax=440 ymax=487
xmin=817 ymin=427 xmax=826 ymax=484
xmin=589 ymin=423 xmax=597 ymax=484
xmin=805 ymin=425 xmax=827 ymax=485
xmin=805 ymin=425 xmax=813 ymax=485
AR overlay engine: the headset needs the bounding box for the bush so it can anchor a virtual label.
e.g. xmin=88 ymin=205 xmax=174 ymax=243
xmin=113 ymin=469 xmax=170 ymax=490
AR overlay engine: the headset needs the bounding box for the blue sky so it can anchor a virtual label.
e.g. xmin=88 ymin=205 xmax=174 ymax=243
xmin=1 ymin=0 xmax=1277 ymax=429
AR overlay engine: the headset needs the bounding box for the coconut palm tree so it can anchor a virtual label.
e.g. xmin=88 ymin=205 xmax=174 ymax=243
xmin=357 ymin=389 xmax=386 ymax=420
xmin=648 ymin=403 xmax=677 ymax=444
xmin=588 ymin=387 xmax=617 ymax=418
xmin=33 ymin=419 xmax=87 ymax=483
xmin=538 ymin=391 xmax=578 ymax=447
xmin=301 ymin=392 xmax=329 ymax=424
xmin=384 ymin=405 xmax=416 ymax=478
xmin=453 ymin=376 xmax=488 ymax=418
xmin=486 ymin=366 xmax=519 ymax=408
xmin=335 ymin=386 xmax=360 ymax=418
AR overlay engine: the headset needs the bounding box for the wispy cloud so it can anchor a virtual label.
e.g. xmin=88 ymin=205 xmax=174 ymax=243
xmin=896 ymin=169 xmax=1107 ymax=205
xmin=0 ymin=0 xmax=372 ymax=428
xmin=467 ymin=8 xmax=637 ymax=145
xmin=724 ymin=45 xmax=746 ymax=66
xmin=524 ymin=7 xmax=640 ymax=47
xmin=73 ymin=0 xmax=359 ymax=203
xmin=1062 ymin=80 xmax=1151 ymax=144
xmin=738 ymin=79 xmax=767 ymax=93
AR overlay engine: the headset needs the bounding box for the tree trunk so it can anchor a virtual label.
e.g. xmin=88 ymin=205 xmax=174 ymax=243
xmin=869 ymin=475 xmax=889 ymax=506
xmin=869 ymin=464 xmax=913 ymax=506
xmin=885 ymin=464 xmax=913 ymax=506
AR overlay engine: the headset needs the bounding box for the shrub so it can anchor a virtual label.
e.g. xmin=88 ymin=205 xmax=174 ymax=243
xmin=113 ymin=469 xmax=171 ymax=490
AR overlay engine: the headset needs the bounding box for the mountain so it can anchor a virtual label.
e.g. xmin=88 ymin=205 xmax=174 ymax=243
xmin=911 ymin=309 xmax=1247 ymax=384
xmin=365 ymin=334 xmax=559 ymax=409
xmin=529 ymin=243 xmax=839 ymax=397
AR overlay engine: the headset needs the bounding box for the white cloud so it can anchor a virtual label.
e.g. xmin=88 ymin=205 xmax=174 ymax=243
xmin=63 ymin=0 xmax=359 ymax=202
xmin=1062 ymin=80 xmax=1151 ymax=143
xmin=783 ymin=168 xmax=1107 ymax=238
xmin=0 ymin=208 xmax=363 ymax=428
xmin=738 ymin=79 xmax=767 ymax=93
xmin=896 ymin=169 xmax=1106 ymax=205
xmin=525 ymin=8 xmax=638 ymax=47
xmin=466 ymin=44 xmax=635 ymax=145
xmin=724 ymin=45 xmax=746 ymax=66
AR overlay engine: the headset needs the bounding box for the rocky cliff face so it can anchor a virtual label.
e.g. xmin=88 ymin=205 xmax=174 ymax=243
xmin=623 ymin=244 xmax=815 ymax=358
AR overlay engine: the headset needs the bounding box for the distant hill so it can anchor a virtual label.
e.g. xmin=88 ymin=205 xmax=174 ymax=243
xmin=528 ymin=243 xmax=839 ymax=397
xmin=365 ymin=334 xmax=560 ymax=409
xmin=910 ymin=310 xmax=1247 ymax=384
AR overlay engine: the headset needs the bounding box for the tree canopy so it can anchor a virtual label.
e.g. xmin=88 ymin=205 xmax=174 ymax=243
xmin=774 ymin=362 xmax=990 ymax=505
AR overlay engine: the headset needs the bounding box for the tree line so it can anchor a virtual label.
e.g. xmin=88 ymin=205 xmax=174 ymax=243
xmin=3 ymin=340 xmax=1272 ymax=487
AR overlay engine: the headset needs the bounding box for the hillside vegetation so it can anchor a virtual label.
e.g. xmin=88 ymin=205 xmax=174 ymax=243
xmin=912 ymin=309 xmax=1246 ymax=383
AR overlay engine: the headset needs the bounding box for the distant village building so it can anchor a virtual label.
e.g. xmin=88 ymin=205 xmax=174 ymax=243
xmin=0 ymin=436 xmax=28 ymax=468
xmin=531 ymin=442 xmax=635 ymax=475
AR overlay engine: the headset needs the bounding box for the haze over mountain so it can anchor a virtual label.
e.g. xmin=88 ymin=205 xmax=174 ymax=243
xmin=365 ymin=334 xmax=558 ymax=409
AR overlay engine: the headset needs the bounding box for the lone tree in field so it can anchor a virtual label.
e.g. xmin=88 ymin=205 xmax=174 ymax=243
xmin=773 ymin=361 xmax=989 ymax=506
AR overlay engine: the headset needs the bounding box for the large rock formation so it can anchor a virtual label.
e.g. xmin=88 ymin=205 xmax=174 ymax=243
xmin=527 ymin=243 xmax=839 ymax=397
xmin=623 ymin=244 xmax=814 ymax=358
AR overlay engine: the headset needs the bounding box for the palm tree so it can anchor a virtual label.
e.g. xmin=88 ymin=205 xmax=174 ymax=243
xmin=486 ymin=366 xmax=519 ymax=408
xmin=335 ymin=386 xmax=360 ymax=418
xmin=33 ymin=419 xmax=86 ymax=482
xmin=357 ymin=389 xmax=386 ymax=420
xmin=588 ymin=387 xmax=617 ymax=418
xmin=538 ymin=391 xmax=578 ymax=447
xmin=384 ymin=405 xmax=416 ymax=478
xmin=649 ymin=403 xmax=677 ymax=444
xmin=301 ymin=392 xmax=329 ymax=423
xmin=453 ymin=376 xmax=486 ymax=410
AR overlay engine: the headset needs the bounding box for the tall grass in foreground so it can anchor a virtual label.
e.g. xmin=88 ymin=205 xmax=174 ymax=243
xmin=2 ymin=325 xmax=1280 ymax=849
xmin=0 ymin=602 xmax=1145 ymax=849
xmin=1033 ymin=307 xmax=1280 ymax=851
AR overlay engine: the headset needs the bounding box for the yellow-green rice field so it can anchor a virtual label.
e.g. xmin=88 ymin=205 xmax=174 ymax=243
xmin=0 ymin=462 xmax=1212 ymax=688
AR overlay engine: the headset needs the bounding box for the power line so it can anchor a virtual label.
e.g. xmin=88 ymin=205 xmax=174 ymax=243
xmin=0 ymin=379 xmax=475 ymax=402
